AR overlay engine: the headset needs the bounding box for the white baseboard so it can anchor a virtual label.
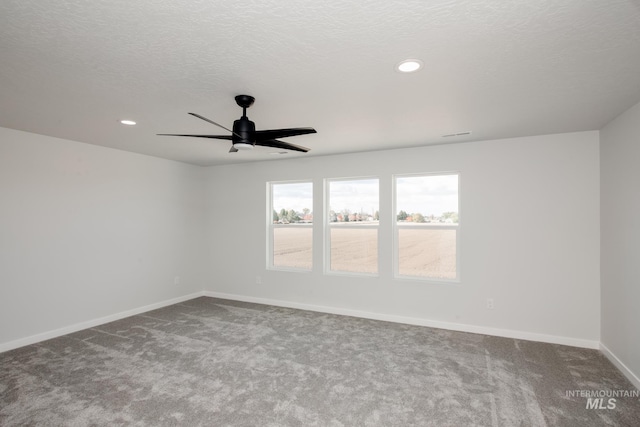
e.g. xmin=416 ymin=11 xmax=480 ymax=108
xmin=0 ymin=291 xmax=205 ymax=353
xmin=203 ymin=291 xmax=600 ymax=350
xmin=1 ymin=290 xmax=605 ymax=355
xmin=600 ymin=343 xmax=640 ymax=390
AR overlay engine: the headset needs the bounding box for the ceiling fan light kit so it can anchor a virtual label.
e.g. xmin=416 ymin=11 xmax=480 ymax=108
xmin=233 ymin=143 xmax=253 ymax=151
xmin=158 ymin=95 xmax=316 ymax=154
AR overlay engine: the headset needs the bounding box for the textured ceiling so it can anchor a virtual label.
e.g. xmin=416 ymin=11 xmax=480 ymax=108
xmin=1 ymin=0 xmax=639 ymax=166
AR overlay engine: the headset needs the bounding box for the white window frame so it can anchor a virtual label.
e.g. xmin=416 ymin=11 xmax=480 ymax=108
xmin=393 ymin=172 xmax=461 ymax=283
xmin=267 ymin=180 xmax=314 ymax=272
xmin=324 ymin=176 xmax=380 ymax=277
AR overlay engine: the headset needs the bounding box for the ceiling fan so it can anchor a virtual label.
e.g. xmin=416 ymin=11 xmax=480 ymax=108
xmin=158 ymin=95 xmax=316 ymax=153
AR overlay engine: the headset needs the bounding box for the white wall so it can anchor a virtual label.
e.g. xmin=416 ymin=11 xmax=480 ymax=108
xmin=0 ymin=127 xmax=207 ymax=347
xmin=204 ymin=131 xmax=601 ymax=346
xmin=0 ymin=127 xmax=603 ymax=351
xmin=600 ymin=100 xmax=640 ymax=385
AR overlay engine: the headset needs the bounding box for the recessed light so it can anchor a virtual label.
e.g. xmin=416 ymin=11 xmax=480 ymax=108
xmin=120 ymin=119 xmax=136 ymax=126
xmin=396 ymin=59 xmax=423 ymax=73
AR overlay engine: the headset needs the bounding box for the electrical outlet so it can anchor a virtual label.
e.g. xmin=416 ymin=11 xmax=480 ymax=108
xmin=256 ymin=276 xmax=262 ymax=284
xmin=174 ymin=276 xmax=181 ymax=285
xmin=486 ymin=298 xmax=494 ymax=310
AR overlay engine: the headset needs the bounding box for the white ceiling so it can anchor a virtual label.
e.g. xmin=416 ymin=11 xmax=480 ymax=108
xmin=1 ymin=1 xmax=639 ymax=166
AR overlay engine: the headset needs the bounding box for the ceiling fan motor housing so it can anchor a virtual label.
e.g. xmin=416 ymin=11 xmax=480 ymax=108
xmin=233 ymin=116 xmax=256 ymax=146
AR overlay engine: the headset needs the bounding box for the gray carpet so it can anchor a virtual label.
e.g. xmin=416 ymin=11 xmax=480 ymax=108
xmin=1 ymin=297 xmax=639 ymax=426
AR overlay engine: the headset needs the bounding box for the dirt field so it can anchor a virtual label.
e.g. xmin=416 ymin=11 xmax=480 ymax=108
xmin=272 ymin=227 xmax=313 ymax=270
xmin=273 ymin=226 xmax=456 ymax=278
xmin=329 ymin=228 xmax=378 ymax=274
xmin=397 ymin=228 xmax=456 ymax=279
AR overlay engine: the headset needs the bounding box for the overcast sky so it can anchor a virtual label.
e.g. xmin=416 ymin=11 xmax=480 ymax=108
xmin=396 ymin=174 xmax=458 ymax=216
xmin=328 ymin=178 xmax=379 ymax=214
xmin=272 ymin=182 xmax=313 ymax=212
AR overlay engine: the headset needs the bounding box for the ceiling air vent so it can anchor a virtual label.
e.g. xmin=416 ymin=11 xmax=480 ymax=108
xmin=442 ymin=131 xmax=472 ymax=138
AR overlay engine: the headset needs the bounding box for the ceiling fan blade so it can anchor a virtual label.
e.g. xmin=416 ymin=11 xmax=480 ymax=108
xmin=157 ymin=134 xmax=233 ymax=140
xmin=254 ymin=127 xmax=316 ymax=141
xmin=188 ymin=112 xmax=242 ymax=138
xmin=229 ymin=146 xmax=239 ymax=153
xmin=256 ymin=139 xmax=310 ymax=153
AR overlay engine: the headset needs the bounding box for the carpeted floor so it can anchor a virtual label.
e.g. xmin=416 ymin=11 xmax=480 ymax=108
xmin=1 ymin=297 xmax=639 ymax=426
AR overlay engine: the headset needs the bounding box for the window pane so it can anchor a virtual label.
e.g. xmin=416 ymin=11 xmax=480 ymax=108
xmin=398 ymin=228 xmax=457 ymax=279
xmin=330 ymin=227 xmax=378 ymax=274
xmin=273 ymin=227 xmax=312 ymax=270
xmin=396 ymin=175 xmax=458 ymax=224
xmin=327 ymin=178 xmax=379 ymax=275
xmin=328 ymin=179 xmax=379 ymax=223
xmin=395 ymin=174 xmax=459 ymax=280
xmin=270 ymin=181 xmax=313 ymax=271
xmin=272 ymin=182 xmax=313 ymax=224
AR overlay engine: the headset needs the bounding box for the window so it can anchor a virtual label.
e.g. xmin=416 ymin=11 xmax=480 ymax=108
xmin=394 ymin=173 xmax=459 ymax=280
xmin=326 ymin=178 xmax=379 ymax=275
xmin=268 ymin=181 xmax=313 ymax=271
